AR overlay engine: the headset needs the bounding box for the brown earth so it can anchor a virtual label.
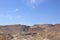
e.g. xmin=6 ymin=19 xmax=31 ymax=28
xmin=0 ymin=24 xmax=60 ymax=40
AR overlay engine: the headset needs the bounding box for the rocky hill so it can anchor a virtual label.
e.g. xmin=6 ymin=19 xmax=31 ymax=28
xmin=0 ymin=24 xmax=60 ymax=40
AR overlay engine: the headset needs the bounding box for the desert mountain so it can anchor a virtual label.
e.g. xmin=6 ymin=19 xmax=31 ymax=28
xmin=0 ymin=24 xmax=60 ymax=40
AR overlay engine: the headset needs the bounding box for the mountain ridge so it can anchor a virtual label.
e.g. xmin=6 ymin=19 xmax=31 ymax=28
xmin=0 ymin=24 xmax=60 ymax=40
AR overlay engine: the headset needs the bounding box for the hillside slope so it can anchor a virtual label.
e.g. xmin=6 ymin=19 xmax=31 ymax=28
xmin=0 ymin=24 xmax=60 ymax=40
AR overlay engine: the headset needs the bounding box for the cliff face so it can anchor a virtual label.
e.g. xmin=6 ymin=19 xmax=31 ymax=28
xmin=0 ymin=24 xmax=60 ymax=40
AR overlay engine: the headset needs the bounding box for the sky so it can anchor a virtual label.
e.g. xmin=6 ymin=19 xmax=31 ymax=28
xmin=0 ymin=0 xmax=60 ymax=25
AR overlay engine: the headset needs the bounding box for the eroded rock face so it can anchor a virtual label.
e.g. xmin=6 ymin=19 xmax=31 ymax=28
xmin=0 ymin=33 xmax=13 ymax=40
xmin=0 ymin=24 xmax=60 ymax=40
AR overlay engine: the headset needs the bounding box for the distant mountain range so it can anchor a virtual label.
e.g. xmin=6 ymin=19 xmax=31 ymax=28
xmin=0 ymin=24 xmax=60 ymax=40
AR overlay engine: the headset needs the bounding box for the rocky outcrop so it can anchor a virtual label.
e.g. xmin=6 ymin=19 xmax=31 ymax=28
xmin=0 ymin=24 xmax=60 ymax=40
xmin=0 ymin=33 xmax=13 ymax=40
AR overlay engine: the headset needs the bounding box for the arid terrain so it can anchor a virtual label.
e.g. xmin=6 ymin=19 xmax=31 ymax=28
xmin=0 ymin=24 xmax=60 ymax=40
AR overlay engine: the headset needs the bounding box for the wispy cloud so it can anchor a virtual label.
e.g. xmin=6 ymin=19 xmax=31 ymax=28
xmin=25 ymin=0 xmax=47 ymax=8
xmin=0 ymin=14 xmax=22 ymax=21
xmin=8 ymin=8 xmax=19 ymax=13
xmin=13 ymin=8 xmax=19 ymax=12
xmin=1 ymin=8 xmax=21 ymax=20
xmin=31 ymin=0 xmax=46 ymax=3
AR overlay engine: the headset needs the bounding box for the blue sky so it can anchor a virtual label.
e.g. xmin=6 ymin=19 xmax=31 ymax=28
xmin=0 ymin=0 xmax=60 ymax=25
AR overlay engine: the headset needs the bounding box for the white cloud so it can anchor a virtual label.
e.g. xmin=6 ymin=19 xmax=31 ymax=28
xmin=0 ymin=14 xmax=22 ymax=21
xmin=29 ymin=0 xmax=46 ymax=4
xmin=30 ymin=0 xmax=36 ymax=4
xmin=0 ymin=14 xmax=12 ymax=20
xmin=7 ymin=8 xmax=19 ymax=13
xmin=14 ymin=8 xmax=19 ymax=12
xmin=30 ymin=0 xmax=40 ymax=4
xmin=24 ymin=0 xmax=47 ymax=8
xmin=1 ymin=8 xmax=21 ymax=20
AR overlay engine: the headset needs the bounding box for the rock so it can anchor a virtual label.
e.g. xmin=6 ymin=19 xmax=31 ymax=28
xmin=0 ymin=24 xmax=60 ymax=40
